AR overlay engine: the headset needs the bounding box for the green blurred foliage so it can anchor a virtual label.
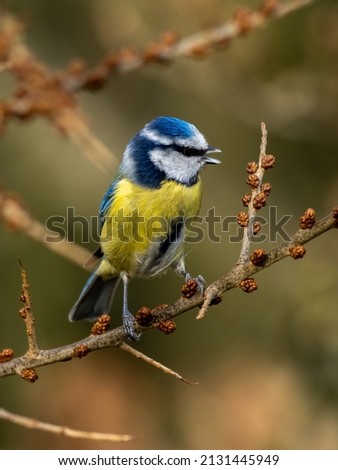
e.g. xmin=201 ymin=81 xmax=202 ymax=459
xmin=1 ymin=0 xmax=338 ymax=450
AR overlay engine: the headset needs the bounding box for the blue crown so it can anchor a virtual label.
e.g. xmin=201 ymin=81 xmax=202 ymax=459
xmin=145 ymin=116 xmax=198 ymax=140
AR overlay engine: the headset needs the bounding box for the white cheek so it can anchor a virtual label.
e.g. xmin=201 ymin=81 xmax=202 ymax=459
xmin=148 ymin=148 xmax=166 ymax=172
xmin=149 ymin=149 xmax=203 ymax=184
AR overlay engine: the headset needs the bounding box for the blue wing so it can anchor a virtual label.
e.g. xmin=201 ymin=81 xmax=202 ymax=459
xmin=82 ymin=177 xmax=120 ymax=264
xmin=99 ymin=176 xmax=120 ymax=231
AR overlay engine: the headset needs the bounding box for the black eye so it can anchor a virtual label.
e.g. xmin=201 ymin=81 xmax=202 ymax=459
xmin=183 ymin=147 xmax=197 ymax=157
xmin=170 ymin=144 xmax=206 ymax=157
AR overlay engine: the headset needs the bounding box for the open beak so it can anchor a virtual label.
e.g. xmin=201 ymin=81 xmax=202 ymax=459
xmin=203 ymin=145 xmax=222 ymax=164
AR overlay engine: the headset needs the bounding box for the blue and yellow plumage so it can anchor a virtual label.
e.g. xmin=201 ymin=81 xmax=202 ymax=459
xmin=69 ymin=116 xmax=221 ymax=340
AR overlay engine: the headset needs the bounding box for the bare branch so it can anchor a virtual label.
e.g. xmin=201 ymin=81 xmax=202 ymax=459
xmin=0 ymin=2 xmax=314 ymax=175
xmin=0 ymin=16 xmax=118 ymax=172
xmin=62 ymin=0 xmax=314 ymax=90
xmin=0 ymin=408 xmax=135 ymax=443
xmin=0 ymin=209 xmax=336 ymax=380
xmin=18 ymin=261 xmax=39 ymax=357
xmin=198 ymin=122 xmax=274 ymax=319
xmin=119 ymin=342 xmax=198 ymax=385
xmin=238 ymin=122 xmax=269 ymax=264
xmin=0 ymin=191 xmax=92 ymax=269
xmin=53 ymin=109 xmax=117 ymax=173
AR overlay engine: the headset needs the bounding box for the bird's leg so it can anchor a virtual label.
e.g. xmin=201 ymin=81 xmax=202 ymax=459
xmin=173 ymin=257 xmax=206 ymax=293
xmin=121 ymin=274 xmax=141 ymax=341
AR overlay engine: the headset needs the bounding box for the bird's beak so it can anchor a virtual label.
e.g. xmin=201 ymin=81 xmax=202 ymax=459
xmin=203 ymin=145 xmax=222 ymax=164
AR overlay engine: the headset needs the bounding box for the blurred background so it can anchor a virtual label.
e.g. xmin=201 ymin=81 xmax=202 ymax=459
xmin=1 ymin=0 xmax=338 ymax=450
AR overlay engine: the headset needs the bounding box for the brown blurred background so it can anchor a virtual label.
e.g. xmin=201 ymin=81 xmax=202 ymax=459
xmin=1 ymin=0 xmax=338 ymax=449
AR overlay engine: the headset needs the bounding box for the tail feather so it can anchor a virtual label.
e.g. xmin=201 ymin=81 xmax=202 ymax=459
xmin=69 ymin=272 xmax=120 ymax=322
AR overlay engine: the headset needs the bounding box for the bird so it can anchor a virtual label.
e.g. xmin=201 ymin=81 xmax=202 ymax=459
xmin=69 ymin=116 xmax=221 ymax=340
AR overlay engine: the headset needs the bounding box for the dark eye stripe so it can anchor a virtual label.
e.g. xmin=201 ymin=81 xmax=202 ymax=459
xmin=171 ymin=144 xmax=206 ymax=157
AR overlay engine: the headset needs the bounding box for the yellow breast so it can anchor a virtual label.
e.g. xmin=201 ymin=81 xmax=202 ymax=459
xmin=99 ymin=178 xmax=202 ymax=276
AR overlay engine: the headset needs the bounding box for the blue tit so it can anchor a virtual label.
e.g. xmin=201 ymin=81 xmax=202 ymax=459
xmin=69 ymin=116 xmax=221 ymax=340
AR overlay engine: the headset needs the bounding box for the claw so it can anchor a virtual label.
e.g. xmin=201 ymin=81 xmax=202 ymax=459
xmin=123 ymin=310 xmax=141 ymax=342
xmin=185 ymin=273 xmax=206 ymax=293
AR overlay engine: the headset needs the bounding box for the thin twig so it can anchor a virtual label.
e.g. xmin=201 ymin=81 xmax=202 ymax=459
xmin=19 ymin=261 xmax=39 ymax=357
xmin=239 ymin=122 xmax=268 ymax=264
xmin=198 ymin=122 xmax=270 ymax=319
xmin=63 ymin=0 xmax=314 ymax=90
xmin=54 ymin=110 xmax=118 ymax=173
xmin=119 ymin=342 xmax=198 ymax=385
xmin=0 ymin=16 xmax=118 ymax=173
xmin=0 ymin=408 xmax=134 ymax=443
xmin=196 ymin=286 xmax=219 ymax=321
xmin=0 ymin=192 xmax=92 ymax=269
xmin=163 ymin=0 xmax=313 ymax=60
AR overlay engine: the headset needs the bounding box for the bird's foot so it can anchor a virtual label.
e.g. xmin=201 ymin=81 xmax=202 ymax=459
xmin=123 ymin=310 xmax=141 ymax=342
xmin=185 ymin=273 xmax=206 ymax=293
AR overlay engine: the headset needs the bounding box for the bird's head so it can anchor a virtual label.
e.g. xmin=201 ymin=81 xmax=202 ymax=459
xmin=120 ymin=116 xmax=221 ymax=188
